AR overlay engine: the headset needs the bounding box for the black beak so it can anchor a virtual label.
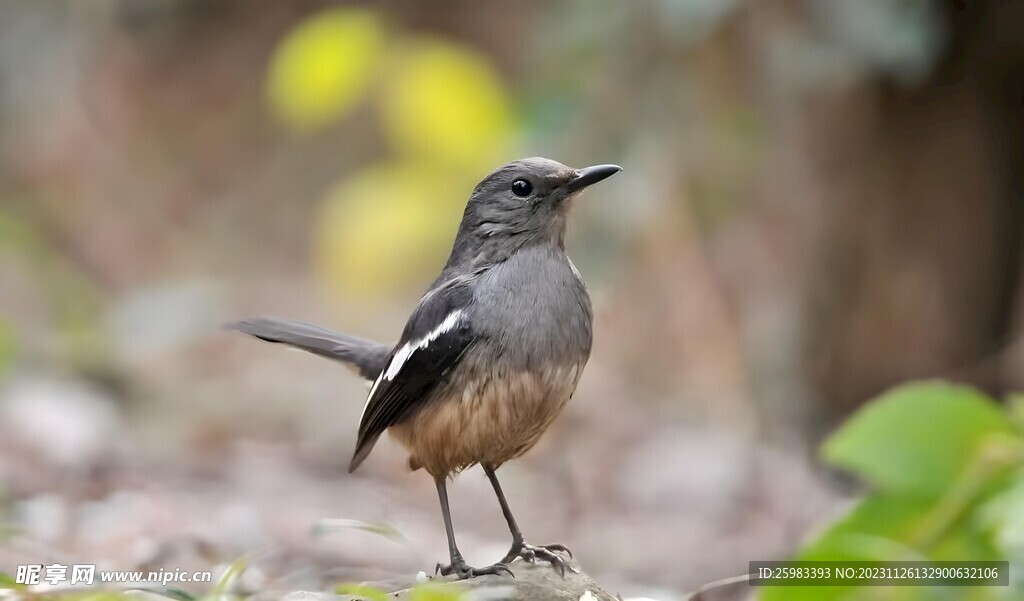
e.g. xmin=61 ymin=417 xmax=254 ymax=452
xmin=566 ymin=164 xmax=622 ymax=193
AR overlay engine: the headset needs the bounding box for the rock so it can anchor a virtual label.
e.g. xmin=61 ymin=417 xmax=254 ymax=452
xmin=389 ymin=560 xmax=617 ymax=601
xmin=0 ymin=375 xmax=122 ymax=472
xmin=11 ymin=493 xmax=68 ymax=544
xmin=252 ymin=561 xmax=617 ymax=601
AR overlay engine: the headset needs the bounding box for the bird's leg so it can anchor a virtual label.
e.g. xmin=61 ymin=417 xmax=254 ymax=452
xmin=433 ymin=477 xmax=512 ymax=580
xmin=483 ymin=465 xmax=573 ymax=576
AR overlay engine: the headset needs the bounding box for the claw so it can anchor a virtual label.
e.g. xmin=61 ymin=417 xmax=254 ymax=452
xmin=501 ymin=542 xmax=572 ymax=578
xmin=550 ymin=554 xmax=566 ymax=578
xmin=542 ymin=543 xmax=573 ymax=558
xmin=435 ymin=559 xmax=515 ymax=580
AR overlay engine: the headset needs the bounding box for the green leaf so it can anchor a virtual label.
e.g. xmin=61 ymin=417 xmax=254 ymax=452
xmin=408 ymin=583 xmax=464 ymax=601
xmin=212 ymin=556 xmax=248 ymax=598
xmin=978 ymin=467 xmax=1024 ymax=568
xmin=761 ymin=495 xmax=952 ymax=601
xmin=336 ymin=584 xmax=389 ymax=601
xmin=136 ymin=587 xmax=199 ymax=601
xmin=0 ymin=571 xmax=23 ymax=590
xmin=803 ymin=495 xmax=934 ymax=559
xmin=311 ymin=517 xmax=408 ymax=545
xmin=1006 ymin=393 xmax=1024 ymax=432
xmin=163 ymin=588 xmax=199 ymax=601
xmin=823 ymin=382 xmax=1017 ymax=497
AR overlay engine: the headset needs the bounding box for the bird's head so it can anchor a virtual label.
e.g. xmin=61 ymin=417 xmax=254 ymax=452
xmin=448 ymin=157 xmax=621 ymax=267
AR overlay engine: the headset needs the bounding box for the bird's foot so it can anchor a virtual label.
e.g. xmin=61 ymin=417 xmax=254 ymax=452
xmin=501 ymin=542 xmax=574 ymax=577
xmin=435 ymin=557 xmax=513 ymax=580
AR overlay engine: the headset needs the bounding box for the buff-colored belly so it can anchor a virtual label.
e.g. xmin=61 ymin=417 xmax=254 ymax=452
xmin=388 ymin=364 xmax=581 ymax=478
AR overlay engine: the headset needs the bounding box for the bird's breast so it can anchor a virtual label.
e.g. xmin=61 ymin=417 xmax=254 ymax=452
xmin=470 ymin=247 xmax=593 ymax=371
xmin=389 ymin=361 xmax=583 ymax=477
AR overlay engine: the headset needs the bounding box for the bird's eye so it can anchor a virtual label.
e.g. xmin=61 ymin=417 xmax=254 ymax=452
xmin=511 ymin=179 xmax=533 ymax=197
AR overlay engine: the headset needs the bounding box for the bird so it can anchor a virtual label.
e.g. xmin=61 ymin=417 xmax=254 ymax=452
xmin=229 ymin=157 xmax=621 ymax=579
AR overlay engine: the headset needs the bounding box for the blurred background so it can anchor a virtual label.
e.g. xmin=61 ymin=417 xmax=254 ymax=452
xmin=0 ymin=1 xmax=1022 ymax=599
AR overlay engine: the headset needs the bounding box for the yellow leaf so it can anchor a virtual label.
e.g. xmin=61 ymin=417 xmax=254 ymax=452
xmin=267 ymin=8 xmax=385 ymax=131
xmin=315 ymin=161 xmax=473 ymax=300
xmin=382 ymin=39 xmax=516 ymax=170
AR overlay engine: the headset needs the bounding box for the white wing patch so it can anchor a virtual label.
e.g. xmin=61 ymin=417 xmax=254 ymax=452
xmin=567 ymin=256 xmax=583 ymax=280
xmin=359 ymin=310 xmax=465 ymax=423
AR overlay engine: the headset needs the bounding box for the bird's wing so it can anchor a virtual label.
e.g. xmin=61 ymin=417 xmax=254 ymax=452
xmin=349 ymin=276 xmax=477 ymax=472
xmin=227 ymin=317 xmax=391 ymax=380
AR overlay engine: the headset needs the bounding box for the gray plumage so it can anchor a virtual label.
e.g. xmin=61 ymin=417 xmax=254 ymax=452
xmin=230 ymin=157 xmax=620 ymax=579
xmin=226 ymin=317 xmax=390 ymax=379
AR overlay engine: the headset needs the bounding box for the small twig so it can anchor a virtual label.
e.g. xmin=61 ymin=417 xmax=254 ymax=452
xmin=686 ymin=573 xmax=751 ymax=601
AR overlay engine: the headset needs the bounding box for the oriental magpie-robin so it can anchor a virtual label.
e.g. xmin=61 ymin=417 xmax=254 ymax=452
xmin=230 ymin=158 xmax=621 ymax=579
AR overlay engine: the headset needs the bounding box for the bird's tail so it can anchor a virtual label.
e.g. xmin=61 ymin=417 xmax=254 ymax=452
xmin=227 ymin=317 xmax=391 ymax=381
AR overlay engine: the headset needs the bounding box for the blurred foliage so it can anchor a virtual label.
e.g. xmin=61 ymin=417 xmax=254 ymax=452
xmin=762 ymin=382 xmax=1024 ymax=601
xmin=380 ymin=38 xmax=515 ymax=170
xmin=406 ymin=583 xmax=465 ymax=601
xmin=335 ymin=582 xmax=466 ymax=601
xmin=211 ymin=555 xmax=247 ymax=599
xmin=38 ymin=594 xmax=129 ymax=601
xmin=812 ymin=0 xmax=944 ymax=84
xmin=311 ymin=517 xmax=408 ymax=545
xmin=0 ymin=209 xmax=106 ymax=375
xmin=265 ymin=7 xmax=517 ymax=300
xmin=0 ymin=316 xmax=17 ymax=382
xmin=266 ymin=8 xmax=385 ymax=131
xmin=314 ymin=162 xmax=471 ymax=300
xmin=823 ymin=384 xmax=1017 ymax=497
xmin=0 ymin=572 xmax=21 ymax=590
xmin=336 ymin=583 xmax=389 ymax=601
